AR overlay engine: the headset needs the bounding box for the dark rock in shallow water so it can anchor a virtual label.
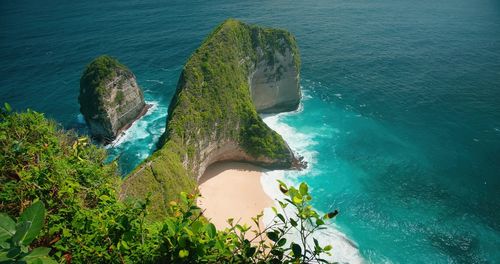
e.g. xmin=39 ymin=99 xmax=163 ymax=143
xmin=79 ymin=55 xmax=147 ymax=144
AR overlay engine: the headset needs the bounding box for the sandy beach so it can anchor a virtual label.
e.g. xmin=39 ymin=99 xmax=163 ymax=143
xmin=197 ymin=162 xmax=273 ymax=231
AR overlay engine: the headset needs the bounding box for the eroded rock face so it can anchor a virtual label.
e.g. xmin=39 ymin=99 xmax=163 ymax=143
xmin=250 ymin=43 xmax=301 ymax=113
xmin=79 ymin=56 xmax=147 ymax=143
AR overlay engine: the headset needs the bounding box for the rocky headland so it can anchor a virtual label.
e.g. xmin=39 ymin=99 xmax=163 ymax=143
xmin=79 ymin=55 xmax=149 ymax=144
xmin=120 ymin=19 xmax=302 ymax=218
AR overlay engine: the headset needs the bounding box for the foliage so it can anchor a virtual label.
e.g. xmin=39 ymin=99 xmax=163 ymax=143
xmin=0 ymin=200 xmax=57 ymax=264
xmin=240 ymin=113 xmax=288 ymax=159
xmin=80 ymin=55 xmax=129 ymax=99
xmin=115 ymin=90 xmax=125 ymax=105
xmin=1 ymin=108 xmax=337 ymax=263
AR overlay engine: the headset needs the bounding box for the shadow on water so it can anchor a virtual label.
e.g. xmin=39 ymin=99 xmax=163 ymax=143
xmin=429 ymin=231 xmax=486 ymax=264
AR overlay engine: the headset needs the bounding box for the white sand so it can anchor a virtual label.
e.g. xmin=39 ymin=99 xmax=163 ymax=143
xmin=197 ymin=162 xmax=272 ymax=231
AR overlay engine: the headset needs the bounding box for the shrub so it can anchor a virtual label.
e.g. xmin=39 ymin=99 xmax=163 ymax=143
xmin=0 ymin=106 xmax=337 ymax=263
xmin=0 ymin=200 xmax=57 ymax=264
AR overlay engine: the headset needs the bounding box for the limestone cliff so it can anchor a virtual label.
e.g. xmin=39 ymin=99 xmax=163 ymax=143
xmin=79 ymin=56 xmax=147 ymax=143
xmin=121 ymin=19 xmax=301 ymax=218
xmin=250 ymin=33 xmax=301 ymax=113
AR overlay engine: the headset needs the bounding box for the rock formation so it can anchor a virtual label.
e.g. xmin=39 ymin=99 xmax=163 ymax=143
xmin=121 ymin=19 xmax=301 ymax=218
xmin=250 ymin=37 xmax=301 ymax=113
xmin=79 ymin=55 xmax=148 ymax=143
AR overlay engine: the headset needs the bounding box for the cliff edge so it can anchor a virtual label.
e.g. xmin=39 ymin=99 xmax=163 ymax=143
xmin=79 ymin=56 xmax=148 ymax=143
xmin=121 ymin=19 xmax=301 ymax=218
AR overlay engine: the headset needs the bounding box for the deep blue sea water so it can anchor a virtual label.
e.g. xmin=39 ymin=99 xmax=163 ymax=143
xmin=1 ymin=0 xmax=499 ymax=262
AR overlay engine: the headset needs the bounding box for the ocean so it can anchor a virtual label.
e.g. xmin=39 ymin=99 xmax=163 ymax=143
xmin=1 ymin=0 xmax=499 ymax=262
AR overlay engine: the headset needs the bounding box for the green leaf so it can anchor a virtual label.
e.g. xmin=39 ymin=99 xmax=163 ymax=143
xmin=278 ymin=201 xmax=288 ymax=209
xmin=277 ymin=238 xmax=287 ymax=247
xmin=191 ymin=221 xmax=203 ymax=233
xmin=26 ymin=256 xmax=58 ymax=264
xmin=299 ymin=182 xmax=308 ymax=196
xmin=62 ymin=229 xmax=70 ymax=237
xmin=120 ymin=240 xmax=129 ymax=250
xmin=205 ymin=223 xmax=216 ymax=239
xmin=21 ymin=245 xmax=29 ymax=253
xmin=0 ymin=241 xmax=10 ymax=249
xmin=164 ymin=219 xmax=176 ymax=235
xmin=290 ymin=218 xmax=298 ymax=227
xmin=245 ymin=247 xmax=256 ymax=257
xmin=21 ymin=247 xmax=50 ymax=260
xmin=292 ymin=195 xmax=302 ymax=204
xmin=323 ymin=245 xmax=332 ymax=251
xmin=266 ymin=231 xmax=279 ymax=242
xmin=315 ymin=219 xmax=325 ymax=226
xmin=291 ymin=243 xmax=301 ymax=258
xmin=99 ymin=195 xmax=110 ymax=202
xmin=0 ymin=213 xmax=15 ymax=243
xmin=180 ymin=192 xmax=188 ymax=204
xmin=18 ymin=201 xmax=45 ymax=246
xmin=313 ymin=238 xmax=319 ymax=247
xmin=276 ymin=213 xmax=285 ymax=223
xmin=7 ymin=246 xmax=21 ymax=259
xmin=12 ymin=221 xmax=31 ymax=246
xmin=4 ymin=103 xmax=11 ymax=112
xmin=0 ymin=250 xmax=13 ymax=262
xmin=179 ymin=249 xmax=189 ymax=258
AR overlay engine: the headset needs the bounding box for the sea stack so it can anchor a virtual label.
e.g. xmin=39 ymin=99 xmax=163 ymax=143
xmin=122 ymin=19 xmax=302 ymax=218
xmin=79 ymin=55 xmax=147 ymax=143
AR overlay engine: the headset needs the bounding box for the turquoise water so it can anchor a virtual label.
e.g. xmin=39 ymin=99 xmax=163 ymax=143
xmin=1 ymin=0 xmax=499 ymax=262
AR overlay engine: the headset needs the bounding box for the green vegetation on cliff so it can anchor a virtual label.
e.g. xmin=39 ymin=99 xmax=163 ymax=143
xmin=79 ymin=55 xmax=129 ymax=113
xmin=0 ymin=108 xmax=335 ymax=263
xmin=165 ymin=18 xmax=298 ymax=159
xmin=79 ymin=55 xmax=146 ymax=143
xmin=124 ymin=19 xmax=301 ymax=216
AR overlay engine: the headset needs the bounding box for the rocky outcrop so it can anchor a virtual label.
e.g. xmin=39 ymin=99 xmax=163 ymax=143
xmin=250 ymin=40 xmax=301 ymax=113
xmin=79 ymin=55 xmax=148 ymax=143
xmin=122 ymin=19 xmax=302 ymax=218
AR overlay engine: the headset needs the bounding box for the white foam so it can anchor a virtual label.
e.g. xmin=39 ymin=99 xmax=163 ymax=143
xmin=107 ymin=100 xmax=165 ymax=149
xmin=145 ymin=79 xmax=164 ymax=85
xmin=260 ymin=104 xmax=364 ymax=264
xmin=261 ymin=171 xmax=363 ymax=264
xmin=302 ymin=87 xmax=313 ymax=100
xmin=160 ymin=65 xmax=182 ymax=72
xmin=76 ymin=114 xmax=85 ymax=124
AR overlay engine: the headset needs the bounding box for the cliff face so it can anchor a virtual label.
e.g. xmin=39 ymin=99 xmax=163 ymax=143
xmin=250 ymin=37 xmax=301 ymax=113
xmin=122 ymin=19 xmax=301 ymax=218
xmin=79 ymin=56 xmax=147 ymax=143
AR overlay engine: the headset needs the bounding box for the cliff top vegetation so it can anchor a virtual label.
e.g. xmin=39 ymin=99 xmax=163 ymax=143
xmin=0 ymin=105 xmax=336 ymax=263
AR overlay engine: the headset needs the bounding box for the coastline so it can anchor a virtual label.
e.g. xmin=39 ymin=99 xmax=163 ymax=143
xmin=197 ymin=162 xmax=272 ymax=231
xmin=261 ymin=112 xmax=364 ymax=264
xmin=116 ymin=103 xmax=153 ymax=138
xmin=107 ymin=102 xmax=155 ymax=148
